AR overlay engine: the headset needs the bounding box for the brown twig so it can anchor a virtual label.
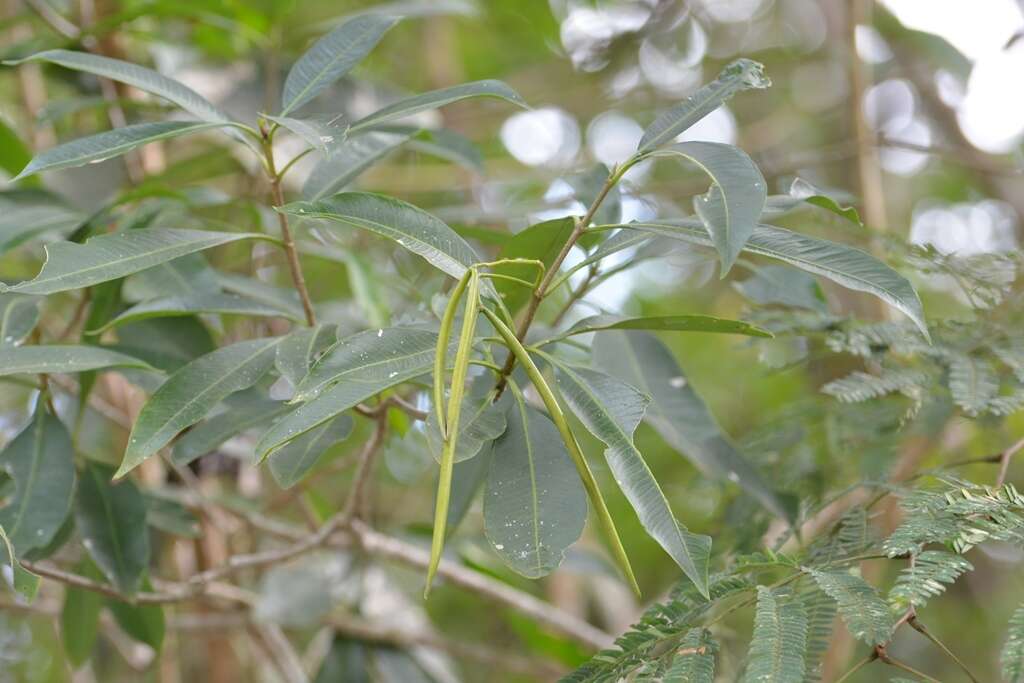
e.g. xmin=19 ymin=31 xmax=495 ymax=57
xmin=996 ymin=436 xmax=1024 ymax=487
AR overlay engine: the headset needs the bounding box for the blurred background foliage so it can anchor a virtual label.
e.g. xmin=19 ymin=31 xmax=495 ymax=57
xmin=0 ymin=0 xmax=1023 ymax=681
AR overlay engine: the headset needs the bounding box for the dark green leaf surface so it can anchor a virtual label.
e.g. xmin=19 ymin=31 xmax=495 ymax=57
xmin=121 ymin=337 xmax=282 ymax=476
xmin=96 ymin=292 xmax=298 ymax=332
xmin=0 ymin=406 xmax=75 ymax=554
xmin=172 ymin=391 xmax=289 ymax=465
xmin=493 ymin=217 xmax=574 ymax=315
xmin=0 ymin=294 xmax=40 ymax=346
xmin=484 ymin=396 xmax=587 ymax=578
xmin=551 ymin=313 xmax=773 ymax=342
xmin=61 ymin=580 xmax=102 ymax=667
xmin=302 ymin=131 xmax=414 ymax=200
xmin=0 ymin=524 xmax=39 ymax=601
xmin=593 ymin=330 xmax=792 ymax=522
xmin=107 ymin=583 xmax=165 ymax=650
xmin=555 ymin=362 xmax=710 ymax=594
xmin=268 ymin=415 xmax=353 ymax=488
xmin=1 ymin=229 xmax=266 ymax=295
xmin=75 ymin=462 xmax=149 ymax=595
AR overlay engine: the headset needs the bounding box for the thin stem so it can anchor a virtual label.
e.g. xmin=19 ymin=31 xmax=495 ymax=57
xmin=877 ymin=652 xmax=942 ymax=683
xmin=908 ymin=618 xmax=981 ymax=683
xmin=260 ymin=126 xmax=316 ymax=327
xmin=833 ymin=652 xmax=877 ymax=683
xmin=996 ymin=436 xmax=1024 ymax=487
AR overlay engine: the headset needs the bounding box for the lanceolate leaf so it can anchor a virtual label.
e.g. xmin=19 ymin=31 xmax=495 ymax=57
xmin=807 ymin=569 xmax=893 ymax=646
xmin=61 ymin=567 xmax=103 ymax=667
xmin=484 ymin=395 xmax=587 ymax=579
xmin=172 ymin=392 xmax=289 ymax=466
xmin=106 ymin=579 xmax=165 ymax=650
xmin=743 ymin=587 xmax=808 ymax=683
xmin=282 ymin=193 xmax=481 ymax=281
xmin=281 ymin=14 xmax=399 ymax=115
xmin=268 ymin=415 xmax=354 ymax=488
xmin=75 ymin=462 xmax=149 ymax=595
xmin=348 ymin=80 xmax=526 ymax=133
xmin=0 ymin=405 xmax=75 ymax=553
xmin=95 ymin=292 xmax=299 ymax=332
xmin=0 ymin=345 xmax=151 ymax=376
xmin=554 ymin=362 xmax=710 ymax=594
xmin=0 ymin=524 xmax=39 ymax=601
xmin=275 ymin=323 xmax=338 ymax=390
xmin=14 ymin=121 xmax=227 ymax=179
xmin=302 ymin=130 xmax=414 ymax=200
xmin=7 ymin=50 xmax=232 ymax=123
xmin=549 ymin=313 xmax=773 ymax=343
xmin=263 ymin=114 xmax=346 ymax=152
xmin=493 ymin=217 xmax=574 ymax=315
xmin=1 ymin=229 xmax=267 ymax=296
xmin=120 ymin=338 xmax=282 ymax=476
xmin=0 ymin=190 xmax=83 ymax=255
xmin=295 ymin=326 xmax=442 ymax=402
xmin=645 ymin=142 xmax=766 ymax=274
xmin=425 ymin=389 xmax=507 ymax=463
xmin=637 ymin=58 xmax=769 ymax=153
xmin=593 ymin=331 xmax=792 ymax=522
xmin=0 ymin=117 xmax=32 ymax=181
xmin=0 ymin=294 xmax=40 ymax=345
xmin=619 ymin=219 xmax=929 ymax=340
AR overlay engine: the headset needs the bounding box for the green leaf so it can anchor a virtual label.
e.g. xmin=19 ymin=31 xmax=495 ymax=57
xmin=426 ymin=387 xmax=507 ymax=463
xmin=948 ymin=353 xmax=999 ymax=416
xmin=733 ymin=264 xmax=828 ymax=312
xmin=257 ymin=335 xmax=438 ymax=460
xmin=263 ymin=114 xmax=346 ymax=152
xmin=645 ymin=142 xmax=765 ymax=274
xmin=1003 ymin=603 xmax=1024 ymax=683
xmin=888 ymin=550 xmax=972 ymax=610
xmin=121 ymin=338 xmax=281 ymax=476
xmin=14 ymin=121 xmax=227 ymax=179
xmin=275 ymin=324 xmax=338 ymax=390
xmin=75 ymin=462 xmax=149 ymax=595
xmin=0 ymin=117 xmax=33 ymax=181
xmin=665 ymin=628 xmax=716 ymax=683
xmin=281 ymin=192 xmax=481 ymax=281
xmin=1 ymin=228 xmax=267 ymax=296
xmin=593 ymin=331 xmax=792 ymax=522
xmin=0 ymin=190 xmax=83 ymax=255
xmin=0 ymin=524 xmax=39 ymax=601
xmin=348 ymin=80 xmax=526 ymax=133
xmin=144 ymin=494 xmax=200 ymax=537
xmin=807 ymin=568 xmax=893 ymax=646
xmin=94 ymin=292 xmax=298 ymax=333
xmin=764 ymin=178 xmax=862 ymax=226
xmin=281 ymin=14 xmax=399 ymax=115
xmin=0 ymin=294 xmax=40 ymax=346
xmin=7 ymin=50 xmax=232 ymax=123
xmin=620 ymin=219 xmax=929 ymax=340
xmin=567 ymin=163 xmax=621 ymax=229
xmin=302 ymin=131 xmax=414 ymax=200
xmin=445 ymin=439 xmax=495 ymax=536
xmin=554 ymin=362 xmax=710 ymax=594
xmin=404 ymin=127 xmax=483 ymax=171
xmin=484 ymin=393 xmax=587 ymax=578
xmin=493 ymin=217 xmax=574 ymax=315
xmin=295 ymin=326 xmax=441 ymax=402
xmin=551 ymin=313 xmax=773 ymax=342
xmin=0 ymin=405 xmax=75 ymax=554
xmin=637 ymin=58 xmax=769 ymax=153
xmin=743 ymin=587 xmax=807 ymax=683
xmin=107 ymin=582 xmax=165 ymax=650
xmin=172 ymin=391 xmax=289 ymax=466
xmin=268 ymin=415 xmax=354 ymax=488
xmin=61 ymin=571 xmax=102 ymax=667
xmin=0 ymin=345 xmax=151 ymax=376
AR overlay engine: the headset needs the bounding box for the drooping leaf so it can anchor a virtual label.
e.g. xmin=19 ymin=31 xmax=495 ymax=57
xmin=348 ymin=80 xmax=526 ymax=133
xmin=637 ymin=58 xmax=769 ymax=153
xmin=281 ymin=192 xmax=481 ymax=281
xmin=1003 ymin=603 xmax=1024 ymax=683
xmin=493 ymin=217 xmax=574 ymax=315
xmin=807 ymin=569 xmax=893 ymax=646
xmin=593 ymin=331 xmax=792 ymax=522
xmin=295 ymin=326 xmax=441 ymax=402
xmin=549 ymin=313 xmax=773 ymax=343
xmin=554 ymin=362 xmax=710 ymax=595
xmin=645 ymin=142 xmax=766 ymax=274
xmin=113 ymin=316 xmax=214 ymax=373
xmin=60 ymin=566 xmax=103 ymax=667
xmin=106 ymin=582 xmax=165 ymax=650
xmin=425 ymin=388 xmax=507 ymax=463
xmin=743 ymin=587 xmax=807 ymax=683
xmin=1 ymin=229 xmax=267 ymax=295
xmin=302 ymin=130 xmax=414 ymax=200
xmin=172 ymin=391 xmax=289 ymax=466
xmin=121 ymin=337 xmax=282 ymax=476
xmin=7 ymin=50 xmax=232 ymax=123
xmin=75 ymin=462 xmax=149 ymax=595
xmin=0 ymin=294 xmax=40 ymax=346
xmin=763 ymin=178 xmax=862 ymax=226
xmin=0 ymin=405 xmax=75 ymax=554
xmin=14 ymin=121 xmax=227 ymax=179
xmin=94 ymin=292 xmax=298 ymax=332
xmin=263 ymin=114 xmax=346 ymax=152
xmin=620 ymin=219 xmax=929 ymax=339
xmin=268 ymin=415 xmax=354 ymax=488
xmin=0 ymin=345 xmax=151 ymax=376
xmin=281 ymin=14 xmax=399 ymax=115
xmin=484 ymin=395 xmax=587 ymax=579
xmin=0 ymin=524 xmax=39 ymax=601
